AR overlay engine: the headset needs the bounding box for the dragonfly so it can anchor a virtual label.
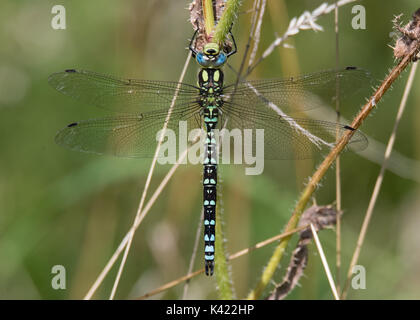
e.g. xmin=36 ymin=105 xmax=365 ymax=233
xmin=49 ymin=31 xmax=370 ymax=276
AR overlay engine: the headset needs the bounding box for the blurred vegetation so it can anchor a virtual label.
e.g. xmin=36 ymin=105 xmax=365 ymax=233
xmin=0 ymin=0 xmax=420 ymax=299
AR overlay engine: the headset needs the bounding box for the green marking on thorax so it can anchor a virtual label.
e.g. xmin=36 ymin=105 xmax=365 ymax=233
xmin=202 ymin=70 xmax=209 ymax=82
xmin=213 ymin=70 xmax=220 ymax=82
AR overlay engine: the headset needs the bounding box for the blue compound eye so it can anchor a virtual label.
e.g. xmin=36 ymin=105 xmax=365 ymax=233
xmin=196 ymin=52 xmax=211 ymax=67
xmin=196 ymin=51 xmax=227 ymax=68
xmin=214 ymin=53 xmax=227 ymax=67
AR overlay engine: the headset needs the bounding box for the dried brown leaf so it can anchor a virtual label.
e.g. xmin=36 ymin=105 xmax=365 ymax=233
xmin=266 ymin=204 xmax=340 ymax=300
xmin=393 ymin=8 xmax=420 ymax=60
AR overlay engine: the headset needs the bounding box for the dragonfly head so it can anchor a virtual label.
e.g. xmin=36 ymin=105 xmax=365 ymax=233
xmin=196 ymin=43 xmax=227 ymax=69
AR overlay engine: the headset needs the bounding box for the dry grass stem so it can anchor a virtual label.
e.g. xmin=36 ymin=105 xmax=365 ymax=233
xmin=310 ymin=223 xmax=340 ymax=300
xmin=247 ymin=27 xmax=420 ymax=300
xmin=84 ymin=54 xmax=195 ymax=300
xmin=267 ymin=205 xmax=339 ymax=300
xmin=247 ymin=0 xmax=267 ymax=68
xmin=84 ymin=126 xmax=203 ymax=299
xmin=84 ymin=128 xmax=201 ymax=300
xmin=182 ymin=209 xmax=204 ymax=299
xmin=341 ymin=61 xmax=419 ymax=299
xmin=137 ymin=225 xmax=307 ymax=300
xmin=108 ymin=51 xmax=193 ymax=300
xmin=246 ymin=0 xmax=357 ymax=76
xmin=334 ymin=1 xmax=342 ymax=294
xmin=233 ymin=0 xmax=261 ymax=85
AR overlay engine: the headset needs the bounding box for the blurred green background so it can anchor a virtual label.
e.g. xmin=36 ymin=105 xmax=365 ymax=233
xmin=1 ymin=0 xmax=420 ymax=299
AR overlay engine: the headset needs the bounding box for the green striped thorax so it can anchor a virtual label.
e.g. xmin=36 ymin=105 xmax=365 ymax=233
xmin=196 ymin=42 xmax=225 ymax=92
xmin=196 ymin=43 xmax=225 ymax=132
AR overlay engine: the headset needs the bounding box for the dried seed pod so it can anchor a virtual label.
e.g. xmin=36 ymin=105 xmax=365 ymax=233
xmin=189 ymin=0 xmax=233 ymax=54
xmin=189 ymin=0 xmax=207 ymax=52
xmin=393 ymin=8 xmax=420 ymax=61
xmin=266 ymin=204 xmax=340 ymax=300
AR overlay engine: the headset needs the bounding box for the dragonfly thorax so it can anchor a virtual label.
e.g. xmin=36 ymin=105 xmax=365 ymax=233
xmin=198 ymin=69 xmax=224 ymax=98
xmin=198 ymin=68 xmax=223 ymax=108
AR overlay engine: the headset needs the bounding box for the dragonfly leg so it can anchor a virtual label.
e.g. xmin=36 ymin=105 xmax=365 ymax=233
xmin=226 ymin=26 xmax=237 ymax=57
xmin=189 ymin=28 xmax=199 ymax=57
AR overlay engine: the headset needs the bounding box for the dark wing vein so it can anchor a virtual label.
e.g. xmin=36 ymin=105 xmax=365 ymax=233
xmin=223 ymin=67 xmax=372 ymax=115
xmin=220 ymin=101 xmax=367 ymax=160
xmin=55 ymin=103 xmax=203 ymax=158
xmin=49 ymin=69 xmax=200 ymax=114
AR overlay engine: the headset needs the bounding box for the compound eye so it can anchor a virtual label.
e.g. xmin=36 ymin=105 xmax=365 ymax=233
xmin=196 ymin=52 xmax=211 ymax=67
xmin=214 ymin=53 xmax=227 ymax=67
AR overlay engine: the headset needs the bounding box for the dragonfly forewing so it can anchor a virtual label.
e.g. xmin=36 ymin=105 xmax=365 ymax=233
xmin=219 ymin=101 xmax=368 ymax=160
xmin=48 ymin=69 xmax=200 ymax=114
xmin=55 ymin=105 xmax=203 ymax=158
xmin=222 ymin=67 xmax=372 ymax=116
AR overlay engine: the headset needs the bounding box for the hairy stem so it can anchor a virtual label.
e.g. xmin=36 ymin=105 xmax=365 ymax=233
xmin=341 ymin=61 xmax=419 ymax=299
xmin=215 ymin=202 xmax=234 ymax=299
xmin=247 ymin=43 xmax=420 ymax=300
xmin=137 ymin=225 xmax=306 ymax=300
xmin=214 ymin=0 xmax=241 ymax=44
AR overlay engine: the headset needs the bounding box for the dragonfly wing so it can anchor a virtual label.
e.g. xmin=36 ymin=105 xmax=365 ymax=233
xmin=49 ymin=69 xmax=200 ymax=114
xmin=223 ymin=67 xmax=372 ymax=115
xmin=220 ymin=102 xmax=368 ymax=160
xmin=55 ymin=104 xmax=203 ymax=158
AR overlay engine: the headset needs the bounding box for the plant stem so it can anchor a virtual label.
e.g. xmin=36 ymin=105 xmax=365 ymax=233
xmin=214 ymin=0 xmax=241 ymax=44
xmin=215 ymin=202 xmax=234 ymax=299
xmin=137 ymin=225 xmax=306 ymax=300
xmin=310 ymin=224 xmax=340 ymax=300
xmin=202 ymin=0 xmax=215 ymax=36
xmin=341 ymin=61 xmax=419 ymax=299
xmin=108 ymin=51 xmax=193 ymax=300
xmin=334 ymin=1 xmax=342 ymax=295
xmin=212 ymin=0 xmax=241 ymax=299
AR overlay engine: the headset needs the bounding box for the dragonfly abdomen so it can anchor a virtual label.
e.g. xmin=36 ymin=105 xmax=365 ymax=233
xmin=199 ymin=68 xmax=224 ymax=276
xmin=203 ymin=161 xmax=217 ymax=275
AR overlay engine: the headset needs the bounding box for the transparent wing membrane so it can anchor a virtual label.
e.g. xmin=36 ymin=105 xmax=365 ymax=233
xmin=51 ymin=68 xmax=369 ymax=160
xmin=55 ymin=105 xmax=202 ymax=158
xmin=219 ymin=102 xmax=367 ymax=160
xmin=49 ymin=69 xmax=200 ymax=114
xmin=223 ymin=67 xmax=372 ymax=115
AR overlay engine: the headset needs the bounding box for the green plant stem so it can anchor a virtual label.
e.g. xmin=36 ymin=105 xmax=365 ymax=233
xmin=214 ymin=0 xmax=241 ymax=44
xmin=215 ymin=203 xmax=234 ymax=299
xmin=247 ymin=43 xmax=420 ymax=300
xmin=202 ymin=0 xmax=215 ymax=36
xmin=137 ymin=226 xmax=306 ymax=300
xmin=211 ymin=0 xmax=241 ymax=299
